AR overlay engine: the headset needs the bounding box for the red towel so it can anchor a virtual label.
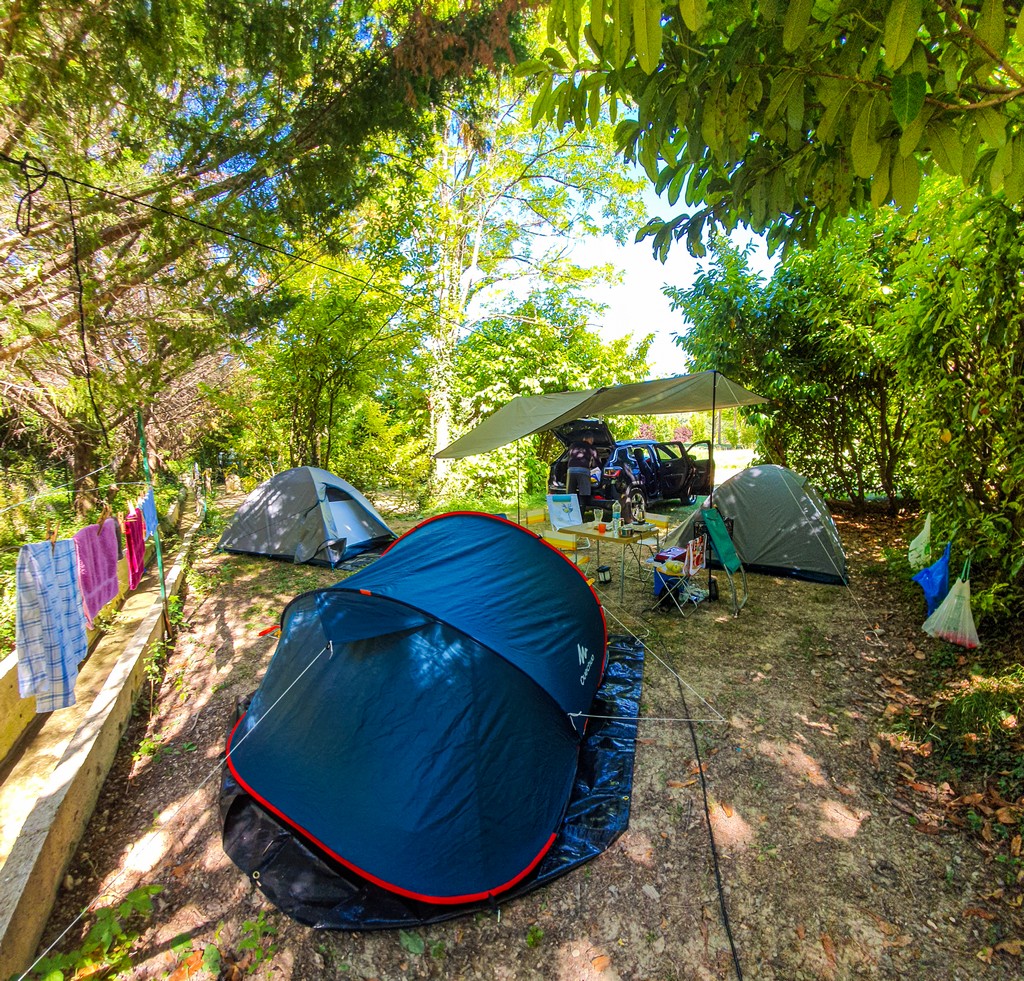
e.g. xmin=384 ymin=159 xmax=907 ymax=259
xmin=73 ymin=520 xmax=121 ymax=628
xmin=123 ymin=511 xmax=146 ymax=590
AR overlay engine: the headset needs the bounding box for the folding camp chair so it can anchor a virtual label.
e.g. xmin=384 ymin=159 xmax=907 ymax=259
xmin=700 ymin=508 xmax=749 ymax=616
xmin=542 ymin=530 xmax=591 ymax=569
xmin=651 ymin=567 xmax=706 ymax=617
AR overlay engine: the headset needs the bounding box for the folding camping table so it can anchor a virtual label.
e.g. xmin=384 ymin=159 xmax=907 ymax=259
xmin=559 ymin=521 xmax=663 ymax=603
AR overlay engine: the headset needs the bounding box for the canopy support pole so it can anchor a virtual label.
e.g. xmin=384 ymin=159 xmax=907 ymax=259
xmin=709 ymin=371 xmax=718 ymax=507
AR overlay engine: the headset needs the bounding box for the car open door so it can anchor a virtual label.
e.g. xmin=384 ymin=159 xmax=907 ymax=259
xmin=685 ymin=440 xmax=714 ymax=498
xmin=652 ymin=442 xmax=691 ymax=500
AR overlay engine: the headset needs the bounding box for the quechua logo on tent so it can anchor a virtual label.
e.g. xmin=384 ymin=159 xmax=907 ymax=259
xmin=578 ymin=642 xmax=596 ymax=686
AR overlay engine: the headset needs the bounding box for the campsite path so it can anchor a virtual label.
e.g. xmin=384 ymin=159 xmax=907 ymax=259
xmin=34 ymin=501 xmax=1023 ymax=981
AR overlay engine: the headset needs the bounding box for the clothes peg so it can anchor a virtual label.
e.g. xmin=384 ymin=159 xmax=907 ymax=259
xmin=48 ymin=523 xmax=58 ymax=554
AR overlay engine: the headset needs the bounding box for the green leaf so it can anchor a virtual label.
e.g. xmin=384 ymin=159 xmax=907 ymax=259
xmin=899 ymin=105 xmax=930 ymax=157
xmin=787 ymin=77 xmax=805 ymax=131
xmin=610 ymin=0 xmax=633 ymax=69
xmin=633 ymin=0 xmax=663 ymax=74
xmin=590 ymin=0 xmax=606 ymax=47
xmin=783 ymin=0 xmax=814 ymax=53
xmin=891 ymin=72 xmax=926 ymax=129
xmin=679 ymin=0 xmax=707 ymax=32
xmin=883 ymin=0 xmax=922 ymax=71
xmin=976 ymin=107 xmax=1007 ymax=147
xmin=977 ymin=0 xmax=1006 ymax=54
xmin=1003 ymin=138 xmax=1024 ymax=203
xmin=961 ymin=123 xmax=981 ymax=185
xmin=567 ymin=0 xmax=582 ymax=58
xmin=926 ymin=119 xmax=963 ymax=176
xmin=890 ymin=152 xmax=920 ymax=209
xmin=871 ymin=142 xmax=892 ymax=207
xmin=852 ymin=97 xmax=881 ymax=178
xmin=202 ymin=945 xmax=222 ymax=974
xmin=990 ymin=142 xmax=1010 ymax=193
xmin=817 ymin=81 xmax=856 ymax=145
xmin=667 ymin=166 xmax=687 ymax=205
xmin=531 ymin=75 xmax=553 ymax=128
xmin=400 ymin=930 xmax=425 ymax=955
xmin=1017 ymin=10 xmax=1024 ymax=45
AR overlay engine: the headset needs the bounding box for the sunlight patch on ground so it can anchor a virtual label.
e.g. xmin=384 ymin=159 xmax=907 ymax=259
xmin=556 ymin=938 xmax=620 ymax=980
xmin=817 ymin=799 xmax=870 ymax=839
xmin=707 ymin=800 xmax=755 ymax=850
xmin=756 ymin=738 xmax=828 ymax=787
xmin=616 ymin=830 xmax=656 ymax=867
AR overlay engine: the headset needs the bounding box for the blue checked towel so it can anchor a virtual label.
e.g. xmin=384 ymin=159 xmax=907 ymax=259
xmin=140 ymin=488 xmax=158 ymax=539
xmin=16 ymin=539 xmax=89 ymax=712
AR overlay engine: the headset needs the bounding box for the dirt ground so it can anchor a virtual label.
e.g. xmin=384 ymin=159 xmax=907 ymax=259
xmin=35 ymin=499 xmax=1023 ymax=981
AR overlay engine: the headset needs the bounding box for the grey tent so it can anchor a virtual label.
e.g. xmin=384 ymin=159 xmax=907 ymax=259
xmin=667 ymin=465 xmax=848 ymax=585
xmin=218 ymin=467 xmax=395 ymax=567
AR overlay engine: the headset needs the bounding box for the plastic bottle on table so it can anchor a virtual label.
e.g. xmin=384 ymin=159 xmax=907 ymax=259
xmin=611 ymin=499 xmax=621 ymax=536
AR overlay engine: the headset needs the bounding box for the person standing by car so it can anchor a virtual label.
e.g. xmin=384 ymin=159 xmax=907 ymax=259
xmin=566 ymin=432 xmax=601 ymax=507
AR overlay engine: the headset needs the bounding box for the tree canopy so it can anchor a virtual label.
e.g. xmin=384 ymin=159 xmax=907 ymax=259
xmin=0 ymin=0 xmax=529 ymax=502
xmin=527 ymin=0 xmax=1024 ymax=256
xmin=671 ymin=174 xmax=1023 ymax=616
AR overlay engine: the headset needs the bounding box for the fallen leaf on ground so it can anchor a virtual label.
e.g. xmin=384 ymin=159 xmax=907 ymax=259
xmin=821 ymin=931 xmax=837 ymax=967
xmin=591 ymin=954 xmax=611 ymax=971
xmin=963 ymin=907 xmax=998 ymax=920
xmin=864 ymin=909 xmax=898 ymax=935
xmin=168 ymin=951 xmax=203 ymax=981
xmin=995 ymin=939 xmax=1023 ymax=956
xmin=721 ymin=802 xmax=734 ymax=818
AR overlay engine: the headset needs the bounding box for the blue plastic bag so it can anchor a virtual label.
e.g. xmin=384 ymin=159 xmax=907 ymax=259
xmin=911 ymin=541 xmax=951 ymax=616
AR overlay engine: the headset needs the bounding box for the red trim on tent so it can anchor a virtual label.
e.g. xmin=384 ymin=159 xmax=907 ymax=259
xmin=225 ymin=714 xmax=557 ymax=905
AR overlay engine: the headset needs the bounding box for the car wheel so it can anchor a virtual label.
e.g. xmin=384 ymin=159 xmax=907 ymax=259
xmin=682 ymin=493 xmax=697 ymax=506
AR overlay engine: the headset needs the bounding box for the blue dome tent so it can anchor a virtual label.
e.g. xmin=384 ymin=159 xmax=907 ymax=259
xmin=218 ymin=466 xmax=395 ymax=567
xmin=221 ymin=512 xmax=642 ymax=928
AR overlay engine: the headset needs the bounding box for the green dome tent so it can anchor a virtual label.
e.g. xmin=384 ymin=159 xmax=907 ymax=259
xmin=668 ymin=465 xmax=848 ymax=585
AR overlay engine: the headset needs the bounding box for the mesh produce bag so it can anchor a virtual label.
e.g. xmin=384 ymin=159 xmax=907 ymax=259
xmin=923 ymin=559 xmax=980 ymax=649
xmin=908 ymin=513 xmax=932 ymax=570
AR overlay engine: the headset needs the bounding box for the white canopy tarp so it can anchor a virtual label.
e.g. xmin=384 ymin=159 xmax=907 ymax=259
xmin=435 ymin=371 xmax=766 ymax=459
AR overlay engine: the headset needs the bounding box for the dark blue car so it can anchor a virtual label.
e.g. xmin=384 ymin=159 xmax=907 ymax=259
xmin=547 ymin=419 xmax=714 ymax=519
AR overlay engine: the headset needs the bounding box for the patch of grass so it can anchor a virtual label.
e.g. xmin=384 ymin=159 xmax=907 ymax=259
xmin=16 ymin=885 xmax=162 ymax=979
xmin=894 ymin=663 xmax=1024 ymax=801
xmin=525 ymin=924 xmax=544 ymax=948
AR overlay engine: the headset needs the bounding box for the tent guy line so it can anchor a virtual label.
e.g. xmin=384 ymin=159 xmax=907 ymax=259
xmin=598 ymin=600 xmax=726 ymax=724
xmin=14 ymin=640 xmax=331 ymax=981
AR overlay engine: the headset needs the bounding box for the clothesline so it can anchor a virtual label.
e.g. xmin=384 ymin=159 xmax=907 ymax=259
xmin=0 ymin=464 xmax=114 ymax=515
